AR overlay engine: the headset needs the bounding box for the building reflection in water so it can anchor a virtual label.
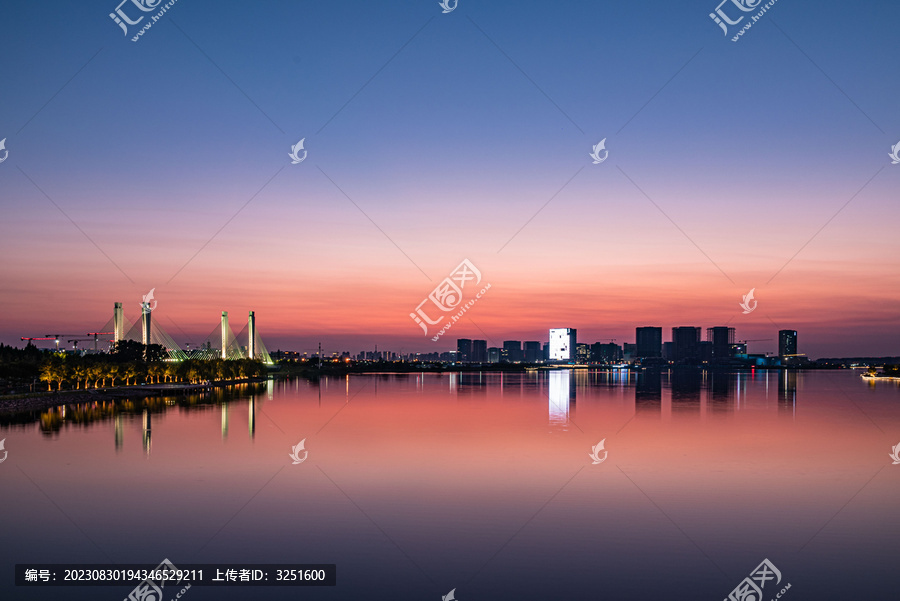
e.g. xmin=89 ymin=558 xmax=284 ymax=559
xmin=456 ymin=372 xmax=488 ymax=398
xmin=778 ymin=371 xmax=797 ymax=417
xmin=707 ymin=371 xmax=736 ymax=414
xmin=548 ymin=370 xmax=575 ymax=428
xmin=635 ymin=369 xmax=662 ymax=415
xmin=142 ymin=408 xmax=151 ymax=455
xmin=670 ymin=368 xmax=702 ymax=415
xmin=9 ymin=375 xmax=805 ymax=454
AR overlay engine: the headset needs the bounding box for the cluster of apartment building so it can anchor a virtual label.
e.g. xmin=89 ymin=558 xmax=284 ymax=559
xmin=456 ymin=327 xmax=801 ymax=366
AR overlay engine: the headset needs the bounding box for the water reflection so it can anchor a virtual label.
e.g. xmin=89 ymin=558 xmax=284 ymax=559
xmin=0 ymin=372 xmax=810 ymax=451
xmin=548 ymin=370 xmax=575 ymax=428
xmin=142 ymin=408 xmax=151 ymax=455
xmin=221 ymin=403 xmax=229 ymax=439
xmin=114 ymin=413 xmax=123 ymax=451
xmin=249 ymin=396 xmax=256 ymax=438
xmin=0 ymin=382 xmax=271 ymax=450
xmin=547 ymin=368 xmax=804 ymax=424
xmin=635 ymin=369 xmax=661 ymax=414
xmin=779 ymin=370 xmax=797 ymax=416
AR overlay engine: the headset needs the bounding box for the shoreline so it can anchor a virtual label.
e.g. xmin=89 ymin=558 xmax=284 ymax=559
xmin=0 ymin=378 xmax=266 ymax=415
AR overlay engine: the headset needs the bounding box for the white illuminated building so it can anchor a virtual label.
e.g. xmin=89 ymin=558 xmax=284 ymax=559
xmin=549 ymin=328 xmax=577 ymax=362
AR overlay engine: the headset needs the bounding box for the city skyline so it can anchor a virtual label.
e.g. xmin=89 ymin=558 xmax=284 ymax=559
xmin=0 ymin=296 xmax=883 ymax=360
xmin=2 ymin=1 xmax=898 ymax=359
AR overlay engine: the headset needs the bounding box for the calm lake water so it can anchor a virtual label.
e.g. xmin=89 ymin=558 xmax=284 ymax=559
xmin=2 ymin=369 xmax=899 ymax=600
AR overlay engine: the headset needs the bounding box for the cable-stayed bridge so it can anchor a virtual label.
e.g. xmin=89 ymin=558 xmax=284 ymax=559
xmin=90 ymin=304 xmax=272 ymax=364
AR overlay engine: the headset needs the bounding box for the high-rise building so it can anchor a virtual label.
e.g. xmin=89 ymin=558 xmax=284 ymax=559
xmin=699 ymin=340 xmax=713 ymax=363
xmin=542 ymin=343 xmax=550 ymax=361
xmin=671 ymin=327 xmax=701 ymax=363
xmin=576 ymin=343 xmax=591 ymax=364
xmin=635 ymin=327 xmax=662 ymax=358
xmin=472 ymin=340 xmax=487 ymax=363
xmin=779 ymin=330 xmax=798 ymax=357
xmin=503 ymin=341 xmax=523 ymax=362
xmin=706 ymin=327 xmax=735 ymax=361
xmin=662 ymin=341 xmax=674 ymax=361
xmin=549 ymin=328 xmax=577 ymax=362
xmin=488 ymin=347 xmax=500 ymax=363
xmin=590 ymin=342 xmax=621 ymax=363
xmin=457 ymin=338 xmax=472 ymax=362
xmin=524 ymin=341 xmax=542 ymax=363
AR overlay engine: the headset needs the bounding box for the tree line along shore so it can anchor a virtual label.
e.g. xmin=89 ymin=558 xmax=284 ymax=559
xmin=0 ymin=341 xmax=267 ymax=394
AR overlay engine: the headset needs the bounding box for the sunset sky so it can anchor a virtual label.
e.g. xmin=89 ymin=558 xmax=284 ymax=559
xmin=1 ymin=0 xmax=898 ymax=358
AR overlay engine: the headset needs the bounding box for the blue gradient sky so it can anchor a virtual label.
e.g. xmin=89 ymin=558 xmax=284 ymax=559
xmin=1 ymin=0 xmax=898 ymax=357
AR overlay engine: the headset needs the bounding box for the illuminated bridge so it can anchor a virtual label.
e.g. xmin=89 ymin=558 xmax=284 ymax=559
xmin=83 ymin=302 xmax=272 ymax=363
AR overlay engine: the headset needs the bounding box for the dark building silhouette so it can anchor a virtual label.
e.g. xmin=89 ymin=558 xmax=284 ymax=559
xmin=591 ymin=342 xmax=622 ymax=363
xmin=542 ymin=343 xmax=550 ymax=361
xmin=672 ymin=327 xmax=701 ymax=363
xmin=503 ymin=340 xmax=523 ymax=362
xmin=707 ymin=327 xmax=735 ymax=362
xmin=636 ymin=327 xmax=662 ymax=358
xmin=456 ymin=338 xmax=472 ymax=362
xmin=524 ymin=341 xmax=542 ymax=363
xmin=699 ymin=340 xmax=713 ymax=363
xmin=662 ymin=341 xmax=673 ymax=360
xmin=779 ymin=330 xmax=798 ymax=358
xmin=488 ymin=347 xmax=500 ymax=363
xmin=472 ymin=339 xmax=487 ymax=363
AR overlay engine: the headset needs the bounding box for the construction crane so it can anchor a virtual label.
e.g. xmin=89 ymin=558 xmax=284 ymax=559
xmin=22 ymin=332 xmax=115 ymax=352
xmin=21 ymin=337 xmax=62 ymax=350
xmin=86 ymin=332 xmax=114 ymax=352
xmin=738 ymin=338 xmax=773 ymax=352
xmin=68 ymin=338 xmax=95 ymax=351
